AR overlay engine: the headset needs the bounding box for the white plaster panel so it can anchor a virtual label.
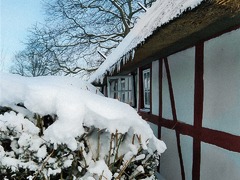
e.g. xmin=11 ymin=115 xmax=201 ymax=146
xmin=168 ymin=47 xmax=195 ymax=125
xmin=152 ymin=60 xmax=159 ymax=116
xmin=160 ymin=128 xmax=181 ymax=180
xmin=148 ymin=121 xmax=158 ymax=138
xmin=162 ymin=61 xmax=173 ymax=120
xmin=180 ymin=135 xmax=193 ymax=180
xmin=201 ymin=142 xmax=240 ymax=180
xmin=203 ymin=28 xmax=240 ymax=135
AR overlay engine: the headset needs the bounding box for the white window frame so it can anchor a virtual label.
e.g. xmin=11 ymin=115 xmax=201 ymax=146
xmin=142 ymin=69 xmax=151 ymax=109
xmin=107 ymin=75 xmax=135 ymax=106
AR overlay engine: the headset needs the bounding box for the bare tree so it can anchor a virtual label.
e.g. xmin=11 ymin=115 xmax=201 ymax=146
xmin=10 ymin=49 xmax=51 ymax=77
xmin=11 ymin=0 xmax=156 ymax=78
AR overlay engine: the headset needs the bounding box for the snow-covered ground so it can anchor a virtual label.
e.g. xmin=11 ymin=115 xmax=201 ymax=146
xmin=0 ymin=73 xmax=166 ymax=179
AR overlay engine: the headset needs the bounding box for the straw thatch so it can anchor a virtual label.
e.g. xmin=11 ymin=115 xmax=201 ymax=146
xmin=116 ymin=0 xmax=240 ymax=74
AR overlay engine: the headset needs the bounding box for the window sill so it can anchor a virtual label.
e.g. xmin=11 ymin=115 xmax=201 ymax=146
xmin=139 ymin=108 xmax=151 ymax=113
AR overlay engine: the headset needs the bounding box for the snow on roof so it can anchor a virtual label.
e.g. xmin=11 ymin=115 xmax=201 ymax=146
xmin=89 ymin=0 xmax=204 ymax=83
xmin=0 ymin=73 xmax=166 ymax=153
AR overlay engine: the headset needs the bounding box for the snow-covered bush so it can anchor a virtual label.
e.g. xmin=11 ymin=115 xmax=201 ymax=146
xmin=0 ymin=73 xmax=166 ymax=179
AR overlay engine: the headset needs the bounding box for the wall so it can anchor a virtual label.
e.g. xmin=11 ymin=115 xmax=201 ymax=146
xmin=167 ymin=47 xmax=195 ymax=125
xmin=160 ymin=127 xmax=182 ymax=180
xmin=152 ymin=60 xmax=159 ymax=116
xmin=159 ymin=28 xmax=240 ymax=179
xmin=201 ymin=143 xmax=240 ymax=180
xmin=201 ymin=28 xmax=240 ymax=179
xmin=102 ymin=27 xmax=240 ymax=180
xmin=203 ymin=28 xmax=240 ymax=135
xmin=160 ymin=47 xmax=195 ymax=179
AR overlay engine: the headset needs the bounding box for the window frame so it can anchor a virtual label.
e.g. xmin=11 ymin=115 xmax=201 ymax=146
xmin=107 ymin=75 xmax=136 ymax=107
xmin=142 ymin=68 xmax=151 ymax=109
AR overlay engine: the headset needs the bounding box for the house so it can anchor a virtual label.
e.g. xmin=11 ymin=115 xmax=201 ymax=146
xmin=89 ymin=0 xmax=240 ymax=179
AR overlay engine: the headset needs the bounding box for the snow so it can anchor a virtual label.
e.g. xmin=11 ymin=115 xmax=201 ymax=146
xmin=87 ymin=160 xmax=112 ymax=179
xmin=0 ymin=73 xmax=166 ymax=152
xmin=47 ymin=168 xmax=61 ymax=176
xmin=0 ymin=145 xmax=5 ymax=160
xmin=37 ymin=145 xmax=47 ymax=160
xmin=135 ymin=154 xmax=146 ymax=161
xmin=0 ymin=110 xmax=39 ymax=135
xmin=1 ymin=157 xmax=20 ymax=172
xmin=136 ymin=165 xmax=144 ymax=173
xmin=0 ymin=73 xmax=166 ymax=178
xmin=89 ymin=0 xmax=204 ymax=83
xmin=63 ymin=156 xmax=73 ymax=168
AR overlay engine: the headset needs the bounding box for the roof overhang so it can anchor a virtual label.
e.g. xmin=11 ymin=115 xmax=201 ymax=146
xmin=114 ymin=0 xmax=240 ymax=75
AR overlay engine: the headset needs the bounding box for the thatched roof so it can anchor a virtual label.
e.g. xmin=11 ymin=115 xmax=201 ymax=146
xmin=90 ymin=0 xmax=240 ymax=83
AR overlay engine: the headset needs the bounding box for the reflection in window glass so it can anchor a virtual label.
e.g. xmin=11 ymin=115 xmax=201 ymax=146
xmin=107 ymin=76 xmax=135 ymax=106
xmin=143 ymin=69 xmax=150 ymax=108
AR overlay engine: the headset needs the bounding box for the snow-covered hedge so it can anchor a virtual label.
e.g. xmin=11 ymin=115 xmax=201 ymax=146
xmin=0 ymin=73 xmax=166 ymax=179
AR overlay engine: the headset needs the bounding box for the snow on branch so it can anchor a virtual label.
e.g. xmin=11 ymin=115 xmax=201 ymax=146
xmin=138 ymin=2 xmax=148 ymax=12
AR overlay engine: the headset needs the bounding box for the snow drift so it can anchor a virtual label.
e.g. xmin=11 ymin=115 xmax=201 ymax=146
xmin=0 ymin=73 xmax=166 ymax=179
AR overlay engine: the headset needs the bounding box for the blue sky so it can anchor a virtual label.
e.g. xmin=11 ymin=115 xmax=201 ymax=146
xmin=1 ymin=0 xmax=44 ymax=71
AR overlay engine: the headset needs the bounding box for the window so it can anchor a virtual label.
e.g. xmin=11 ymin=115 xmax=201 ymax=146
xmin=107 ymin=76 xmax=135 ymax=106
xmin=142 ymin=69 xmax=150 ymax=109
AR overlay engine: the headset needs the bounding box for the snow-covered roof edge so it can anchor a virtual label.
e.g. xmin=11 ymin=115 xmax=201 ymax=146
xmin=88 ymin=0 xmax=204 ymax=83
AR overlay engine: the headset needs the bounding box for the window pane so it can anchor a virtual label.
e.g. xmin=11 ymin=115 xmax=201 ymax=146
xmin=121 ymin=78 xmax=125 ymax=90
xmin=115 ymin=93 xmax=118 ymax=99
xmin=121 ymin=93 xmax=125 ymax=102
xmin=108 ymin=76 xmax=135 ymax=106
xmin=145 ymin=92 xmax=148 ymax=104
xmin=143 ymin=69 xmax=150 ymax=108
xmin=145 ymin=77 xmax=147 ymax=88
xmin=147 ymin=91 xmax=150 ymax=105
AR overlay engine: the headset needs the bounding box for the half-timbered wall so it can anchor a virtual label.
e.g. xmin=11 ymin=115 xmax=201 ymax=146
xmin=152 ymin=60 xmax=160 ymax=116
xmin=203 ymin=28 xmax=240 ymax=135
xmin=167 ymin=48 xmax=195 ymax=125
xmin=149 ymin=60 xmax=160 ymax=138
xmin=200 ymin=28 xmax=240 ymax=180
xmin=160 ymin=46 xmax=195 ymax=179
xmin=138 ymin=27 xmax=240 ymax=180
xmin=102 ymin=27 xmax=240 ymax=180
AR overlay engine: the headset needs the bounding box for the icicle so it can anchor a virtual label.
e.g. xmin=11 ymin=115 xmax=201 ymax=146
xmin=128 ymin=52 xmax=131 ymax=61
xmin=109 ymin=67 xmax=113 ymax=75
xmin=123 ymin=56 xmax=126 ymax=65
xmin=117 ymin=61 xmax=121 ymax=72
xmin=131 ymin=50 xmax=135 ymax=60
xmin=100 ymin=76 xmax=104 ymax=84
xmin=110 ymin=65 xmax=115 ymax=74
xmin=95 ymin=76 xmax=99 ymax=84
xmin=124 ymin=53 xmax=127 ymax=63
